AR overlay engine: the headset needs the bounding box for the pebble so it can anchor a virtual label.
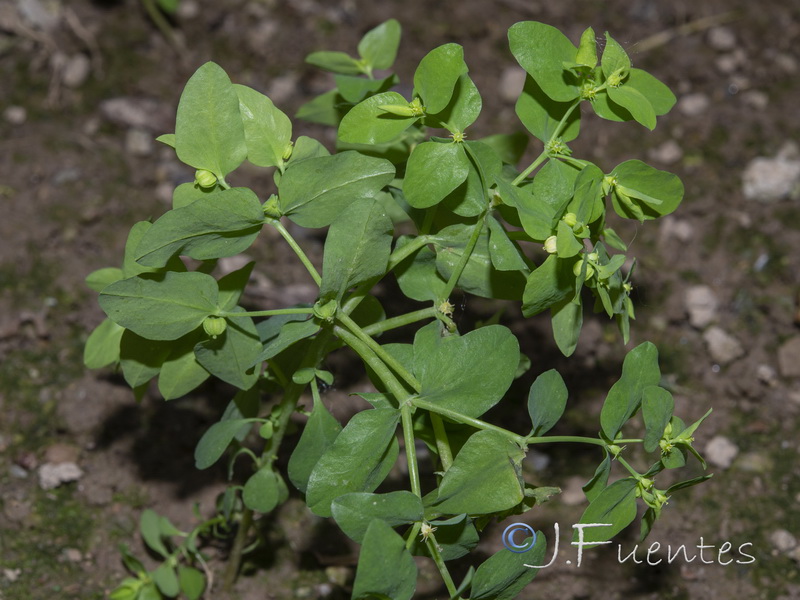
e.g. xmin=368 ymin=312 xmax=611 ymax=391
xmin=17 ymin=0 xmax=61 ymax=31
xmin=246 ymin=20 xmax=278 ymax=54
xmin=704 ymin=435 xmax=739 ymax=469
xmin=500 ymin=66 xmax=527 ymax=103
xmin=777 ymin=336 xmax=800 ymax=378
xmin=659 ymin=217 xmax=694 ymax=243
xmin=742 ymin=143 xmax=800 ymax=202
xmin=707 ymin=26 xmax=737 ymax=51
xmin=703 ymin=326 xmax=744 ymax=365
xmin=3 ymin=105 xmax=26 ymax=125
xmin=38 ymin=462 xmax=84 ymax=490
xmin=125 ymin=127 xmax=154 ymax=157
xmin=742 ymin=90 xmax=769 ymax=110
xmin=685 ymin=285 xmax=718 ymax=329
xmin=62 ymin=53 xmax=91 ymax=88
xmin=648 ymin=139 xmax=683 ymax=165
xmin=266 ymin=73 xmax=299 ymax=106
xmin=770 ymin=529 xmax=797 ymax=553
xmin=560 ymin=475 xmax=586 ymax=506
xmin=715 ymin=51 xmax=744 ymax=75
xmin=9 ymin=464 xmax=28 ymax=479
xmin=756 ymin=364 xmax=778 ymax=386
xmin=677 ymin=93 xmax=709 ymax=117
xmin=735 ymin=451 xmax=773 ymax=473
xmin=100 ymin=97 xmax=171 ymax=132
xmin=62 ymin=548 xmax=83 ymax=563
xmin=325 ymin=566 xmax=350 ymax=587
xmin=44 ymin=442 xmax=80 ymax=465
xmin=2 ymin=568 xmax=21 ymax=583
xmin=176 ymin=0 xmax=199 ymax=19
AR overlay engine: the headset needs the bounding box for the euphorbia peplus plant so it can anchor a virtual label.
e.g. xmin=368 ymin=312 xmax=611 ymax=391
xmin=86 ymin=19 xmax=712 ymax=600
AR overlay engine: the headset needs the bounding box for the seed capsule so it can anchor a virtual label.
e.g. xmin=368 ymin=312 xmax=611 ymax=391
xmin=202 ymin=316 xmax=227 ymax=338
xmin=195 ymin=169 xmax=217 ymax=189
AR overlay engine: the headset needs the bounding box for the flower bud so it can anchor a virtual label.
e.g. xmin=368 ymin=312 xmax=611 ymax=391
xmin=195 ymin=169 xmax=217 ymax=189
xmin=202 ymin=316 xmax=227 ymax=338
xmin=573 ymin=260 xmax=595 ymax=279
xmin=313 ymin=299 xmax=338 ymax=322
xmin=563 ymin=212 xmax=578 ymax=228
xmin=543 ymin=235 xmax=558 ymax=254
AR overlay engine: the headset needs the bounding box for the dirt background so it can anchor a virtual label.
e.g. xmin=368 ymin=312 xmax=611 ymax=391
xmin=1 ymin=0 xmax=800 ymax=599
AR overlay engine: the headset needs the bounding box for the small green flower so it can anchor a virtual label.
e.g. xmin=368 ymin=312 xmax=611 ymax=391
xmin=194 ymin=169 xmax=217 ymax=189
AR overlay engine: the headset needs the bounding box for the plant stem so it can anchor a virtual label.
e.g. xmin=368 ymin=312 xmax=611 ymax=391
xmin=140 ymin=0 xmax=184 ymax=54
xmin=222 ymin=506 xmax=252 ymax=591
xmin=387 ymin=235 xmax=433 ymax=270
xmin=616 ymin=455 xmax=643 ymax=479
xmin=336 ymin=312 xmax=421 ymax=393
xmin=439 ymin=217 xmax=485 ymax=302
xmin=401 ymin=404 xmax=422 ymax=497
xmin=426 ymin=532 xmax=458 ymax=598
xmin=271 ymin=219 xmax=322 ymax=286
xmin=333 ymin=325 xmax=409 ymax=402
xmin=525 ymin=435 xmax=643 ymax=446
xmin=411 ymin=397 xmax=526 ymax=446
xmin=361 ymin=307 xmax=438 ymax=336
xmin=220 ymin=308 xmax=314 ymax=318
xmin=430 ymin=413 xmax=453 ymax=472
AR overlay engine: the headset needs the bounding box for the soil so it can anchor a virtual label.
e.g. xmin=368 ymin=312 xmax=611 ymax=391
xmin=1 ymin=0 xmax=799 ymax=599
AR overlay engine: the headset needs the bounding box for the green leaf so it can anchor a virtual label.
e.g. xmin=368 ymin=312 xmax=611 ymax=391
xmin=175 ymin=62 xmax=246 ymax=178
xmin=332 ymin=491 xmax=423 ymax=543
xmin=172 ymin=181 xmax=220 ymax=209
xmin=568 ymin=163 xmax=605 ymax=224
xmin=434 ymin=225 xmax=527 ymax=301
xmin=140 ymin=509 xmax=169 ymax=557
xmin=404 ymin=142 xmax=470 ymax=209
xmin=85 ymin=267 xmax=124 ymax=292
xmin=642 ymin=386 xmax=674 ymax=452
xmin=123 ymin=222 xmax=186 ymax=278
xmin=357 ymin=19 xmax=401 ymax=70
xmin=153 ymin=562 xmax=179 ymax=597
xmin=600 ymin=342 xmax=661 ymax=440
xmin=408 ymin=514 xmax=479 ymax=561
xmin=521 ymin=255 xmax=574 ymax=317
xmin=555 ymin=219 xmax=582 ymax=258
xmin=278 ymin=151 xmax=395 ymax=228
xmin=296 ymin=89 xmax=346 ymax=127
xmin=527 ymin=369 xmax=568 ymax=436
xmin=84 ymin=318 xmax=124 ymax=368
xmin=551 ymin=297 xmax=583 ymax=357
xmin=100 ymin=271 xmax=219 ymax=341
xmin=666 ymin=474 xmax=713 ymax=495
xmin=607 ymin=84 xmax=656 ymax=130
xmin=243 ymin=469 xmax=281 ymax=513
xmin=351 ymin=520 xmax=417 ymax=600
xmin=134 ymin=187 xmax=264 ymax=268
xmin=194 ymin=418 xmax=255 ymax=469
xmin=252 ymin=317 xmax=320 ymax=366
xmin=508 ymin=21 xmax=580 ymax=102
xmin=195 ymin=311 xmax=261 ymax=390
xmin=413 ymin=43 xmax=468 ymax=113
xmin=234 ymin=84 xmax=292 ymax=168
xmin=433 ymin=430 xmax=525 ymax=515
xmin=429 ymin=74 xmax=482 ymax=132
xmin=575 ymin=27 xmax=598 ymax=68
xmin=119 ymin=330 xmax=170 ymax=388
xmin=487 ymin=215 xmax=528 ymax=272
xmin=601 ymin=32 xmax=631 ymax=78
xmin=626 ymin=68 xmax=676 ymax=115
xmin=478 ymin=132 xmax=528 ymax=165
xmin=393 ymin=237 xmax=447 ymax=303
xmin=158 ymin=331 xmax=211 ymax=400
xmin=177 ymin=566 xmax=205 ymax=600
xmin=335 ymin=73 xmax=398 ymax=104
xmin=414 ymin=324 xmax=520 ymax=419
xmin=583 ymin=450 xmax=611 ymax=502
xmin=532 ymin=158 xmax=579 ymax=212
xmin=287 ymin=393 xmax=342 ymax=493
xmin=306 ymin=408 xmax=400 ymax=517
xmin=217 ymin=261 xmax=254 ymax=311
xmin=494 ymin=179 xmax=554 ymax=241
xmin=306 ymin=50 xmax=362 ymax=75
xmin=320 ymin=198 xmax=393 ymax=301
xmin=470 ymin=531 xmax=547 ymax=600
xmin=338 ymin=91 xmax=418 ymax=145
xmin=515 ymin=74 xmax=580 ymax=143
xmin=573 ymin=478 xmax=638 ymax=547
xmin=156 ymin=133 xmax=175 ymax=148
xmin=610 ymin=160 xmax=684 ymax=220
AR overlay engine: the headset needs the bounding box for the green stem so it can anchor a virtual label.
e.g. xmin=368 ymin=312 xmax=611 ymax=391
xmin=222 ymin=506 xmax=253 ymax=591
xmin=405 ymin=522 xmax=422 ymax=551
xmin=336 ymin=312 xmax=421 ymax=393
xmin=140 ymin=0 xmax=184 ymax=53
xmin=616 ymin=455 xmax=643 ymax=479
xmin=525 ymin=435 xmax=643 ymax=446
xmin=271 ymin=220 xmax=322 ymax=286
xmin=361 ymin=307 xmax=439 ymax=337
xmin=439 ymin=217 xmax=485 ymax=302
xmin=401 ymin=404 xmax=422 ymax=497
xmin=333 ymin=325 xmax=409 ymax=401
xmin=426 ymin=532 xmax=458 ymax=597
xmin=387 ymin=235 xmax=433 ymax=270
xmin=411 ymin=397 xmax=526 ymax=446
xmin=510 ymin=150 xmax=549 ymax=186
xmin=220 ymin=308 xmax=314 ymax=318
xmin=420 ymin=207 xmax=437 ymax=236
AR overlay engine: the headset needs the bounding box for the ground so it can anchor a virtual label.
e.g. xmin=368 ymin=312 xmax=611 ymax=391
xmin=1 ymin=0 xmax=800 ymax=599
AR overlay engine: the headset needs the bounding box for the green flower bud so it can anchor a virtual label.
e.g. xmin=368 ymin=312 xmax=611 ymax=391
xmin=263 ymin=194 xmax=282 ymax=219
xmin=543 ymin=235 xmax=558 ymax=254
xmin=573 ymin=260 xmax=595 ymax=279
xmin=202 ymin=316 xmax=227 ymax=338
xmin=195 ymin=169 xmax=217 ymax=189
xmin=282 ymin=141 xmax=294 ymax=161
xmin=563 ymin=212 xmax=578 ymax=228
xmin=313 ymin=298 xmax=338 ymax=322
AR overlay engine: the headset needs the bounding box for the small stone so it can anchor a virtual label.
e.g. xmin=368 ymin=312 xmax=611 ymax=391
xmin=704 ymin=435 xmax=739 ymax=469
xmin=38 ymin=462 xmax=84 ymax=490
xmin=156 ymin=181 xmax=174 ymax=204
xmin=756 ymin=364 xmax=778 ymax=386
xmin=3 ymin=568 xmax=21 ymax=583
xmin=560 ymin=475 xmax=586 ymax=506
xmin=677 ymin=93 xmax=709 ymax=117
xmin=775 ymin=53 xmax=798 ymax=74
xmin=3 ymin=499 xmax=31 ymax=522
xmin=100 ymin=97 xmax=172 ymax=132
xmin=660 ymin=217 xmax=694 ymax=243
xmin=500 ymin=66 xmax=526 ymax=103
xmin=17 ymin=0 xmax=61 ymax=31
xmin=62 ymin=548 xmax=83 ymax=563
xmin=703 ymin=326 xmax=744 ymax=365
xmin=44 ymin=443 xmax=80 ymax=465
xmin=770 ymin=529 xmax=797 ymax=553
xmin=62 ymin=53 xmax=91 ymax=88
xmin=736 ymin=451 xmax=773 ymax=473
xmin=176 ymin=0 xmax=199 ymax=18
xmin=778 ymin=336 xmax=800 ymax=378
xmin=715 ymin=53 xmax=740 ymax=75
xmin=742 ymin=90 xmax=768 ymax=110
xmin=648 ymin=139 xmax=683 ymax=165
xmin=3 ymin=105 xmax=26 ymax=125
xmin=125 ymin=127 xmax=154 ymax=157
xmin=9 ymin=464 xmax=28 ymax=479
xmin=266 ymin=73 xmax=298 ymax=106
xmin=247 ymin=19 xmax=278 ymax=54
xmin=325 ymin=566 xmax=350 ymax=587
xmin=742 ymin=153 xmax=800 ymax=202
xmin=707 ymin=26 xmax=737 ymax=51
xmin=685 ymin=285 xmax=718 ymax=329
